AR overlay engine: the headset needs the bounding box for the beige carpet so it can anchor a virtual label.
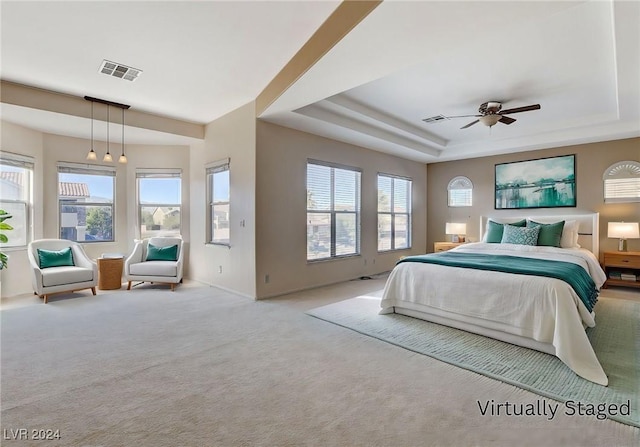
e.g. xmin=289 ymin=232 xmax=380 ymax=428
xmin=1 ymin=283 xmax=639 ymax=447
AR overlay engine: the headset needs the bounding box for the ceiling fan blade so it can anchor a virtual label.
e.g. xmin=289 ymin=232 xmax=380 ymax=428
xmin=500 ymin=104 xmax=541 ymax=115
xmin=499 ymin=115 xmax=516 ymax=125
xmin=460 ymin=119 xmax=479 ymax=129
xmin=446 ymin=114 xmax=481 ymax=119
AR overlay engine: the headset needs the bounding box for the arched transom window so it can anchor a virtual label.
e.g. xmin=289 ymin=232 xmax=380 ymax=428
xmin=448 ymin=176 xmax=473 ymax=207
xmin=603 ymin=161 xmax=640 ymax=203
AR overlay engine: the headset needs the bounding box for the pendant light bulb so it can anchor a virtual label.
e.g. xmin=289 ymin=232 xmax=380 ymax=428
xmin=119 ymin=107 xmax=127 ymax=163
xmin=103 ymin=104 xmax=112 ymax=162
xmin=86 ymin=101 xmax=97 ymax=160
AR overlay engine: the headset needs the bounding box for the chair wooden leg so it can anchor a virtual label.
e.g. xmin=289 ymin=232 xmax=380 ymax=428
xmin=170 ymin=283 xmax=175 ymax=292
xmin=43 ymin=295 xmax=48 ymax=304
xmin=91 ymin=287 xmax=96 ymax=296
xmin=127 ymin=281 xmax=132 ymax=290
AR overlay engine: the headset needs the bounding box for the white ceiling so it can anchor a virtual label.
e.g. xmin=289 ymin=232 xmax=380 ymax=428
xmin=1 ymin=1 xmax=639 ymax=163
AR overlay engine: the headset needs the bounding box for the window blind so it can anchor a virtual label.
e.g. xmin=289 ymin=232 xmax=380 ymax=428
xmin=58 ymin=161 xmax=116 ymax=176
xmin=0 ymin=152 xmax=35 ymax=169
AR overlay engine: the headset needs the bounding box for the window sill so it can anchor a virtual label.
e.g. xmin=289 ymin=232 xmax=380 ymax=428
xmin=206 ymin=242 xmax=231 ymax=248
xmin=307 ymin=254 xmax=361 ymax=264
xmin=377 ymin=247 xmax=412 ymax=254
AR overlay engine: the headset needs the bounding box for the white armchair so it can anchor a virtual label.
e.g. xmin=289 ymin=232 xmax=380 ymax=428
xmin=27 ymin=239 xmax=98 ymax=304
xmin=124 ymin=237 xmax=184 ymax=291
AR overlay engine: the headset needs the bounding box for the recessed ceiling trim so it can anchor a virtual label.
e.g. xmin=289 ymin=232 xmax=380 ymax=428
xmin=296 ymin=102 xmax=441 ymax=158
xmin=326 ymin=95 xmax=447 ymax=147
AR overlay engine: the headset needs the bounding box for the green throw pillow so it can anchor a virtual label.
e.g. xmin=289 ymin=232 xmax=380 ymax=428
xmin=527 ymin=220 xmax=565 ymax=247
xmin=485 ymin=219 xmax=526 ymax=243
xmin=501 ymin=225 xmax=540 ymax=246
xmin=146 ymin=243 xmax=178 ymax=261
xmin=38 ymin=247 xmax=75 ymax=269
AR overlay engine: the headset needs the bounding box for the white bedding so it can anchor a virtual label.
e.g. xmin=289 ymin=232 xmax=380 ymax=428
xmin=380 ymin=242 xmax=608 ymax=385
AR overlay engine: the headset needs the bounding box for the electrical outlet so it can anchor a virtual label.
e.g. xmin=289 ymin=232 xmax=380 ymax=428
xmin=218 ymin=266 xmax=222 ymax=274
xmin=240 ymin=219 xmax=245 ymax=227
xmin=265 ymin=274 xmax=270 ymax=284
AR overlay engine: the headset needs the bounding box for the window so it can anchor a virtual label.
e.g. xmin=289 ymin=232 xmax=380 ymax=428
xmin=307 ymin=160 xmax=361 ymax=261
xmin=378 ymin=174 xmax=412 ymax=251
xmin=0 ymin=152 xmax=34 ymax=247
xmin=137 ymin=169 xmax=182 ymax=239
xmin=603 ymin=161 xmax=640 ymax=203
xmin=206 ymin=159 xmax=230 ymax=245
xmin=58 ymin=162 xmax=115 ymax=242
xmin=448 ymin=176 xmax=473 ymax=207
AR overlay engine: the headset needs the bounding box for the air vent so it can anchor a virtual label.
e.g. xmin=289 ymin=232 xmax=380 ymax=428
xmin=422 ymin=114 xmax=449 ymax=124
xmin=99 ymin=60 xmax=142 ymax=82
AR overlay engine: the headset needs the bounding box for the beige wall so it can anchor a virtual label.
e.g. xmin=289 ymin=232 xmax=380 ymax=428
xmin=255 ymin=121 xmax=427 ymax=299
xmin=426 ymin=137 xmax=640 ymax=257
xmin=188 ymin=102 xmax=257 ymax=298
xmin=0 ymin=121 xmax=44 ymax=297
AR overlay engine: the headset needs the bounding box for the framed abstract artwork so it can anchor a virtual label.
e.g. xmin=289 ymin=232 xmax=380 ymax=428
xmin=495 ymin=154 xmax=576 ymax=209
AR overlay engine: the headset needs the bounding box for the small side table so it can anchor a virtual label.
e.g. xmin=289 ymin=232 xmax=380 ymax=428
xmin=97 ymin=256 xmax=124 ymax=290
xmin=602 ymin=251 xmax=640 ymax=289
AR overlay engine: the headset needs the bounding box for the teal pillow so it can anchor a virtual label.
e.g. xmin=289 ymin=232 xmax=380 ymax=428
xmin=527 ymin=220 xmax=565 ymax=247
xmin=501 ymin=225 xmax=540 ymax=246
xmin=38 ymin=247 xmax=75 ymax=269
xmin=146 ymin=243 xmax=178 ymax=261
xmin=485 ymin=219 xmax=526 ymax=243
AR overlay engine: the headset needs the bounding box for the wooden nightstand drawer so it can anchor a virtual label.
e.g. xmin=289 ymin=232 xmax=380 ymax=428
xmin=434 ymin=242 xmax=466 ymax=252
xmin=602 ymin=251 xmax=640 ymax=289
xmin=603 ymin=252 xmax=640 ymax=269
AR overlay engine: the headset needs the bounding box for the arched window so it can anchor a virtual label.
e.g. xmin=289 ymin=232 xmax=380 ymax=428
xmin=603 ymin=161 xmax=640 ymax=203
xmin=448 ymin=176 xmax=473 ymax=207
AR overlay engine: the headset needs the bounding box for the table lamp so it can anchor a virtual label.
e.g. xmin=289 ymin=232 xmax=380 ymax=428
xmin=446 ymin=222 xmax=467 ymax=243
xmin=608 ymin=222 xmax=639 ymax=252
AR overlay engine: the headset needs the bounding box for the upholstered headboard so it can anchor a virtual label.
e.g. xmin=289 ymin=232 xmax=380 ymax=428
xmin=479 ymin=212 xmax=599 ymax=255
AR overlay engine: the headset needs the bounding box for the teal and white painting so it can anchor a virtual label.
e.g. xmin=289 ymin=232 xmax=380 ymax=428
xmin=495 ymin=154 xmax=576 ymax=209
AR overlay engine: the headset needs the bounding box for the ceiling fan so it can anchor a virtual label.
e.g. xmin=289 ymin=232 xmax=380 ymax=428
xmin=433 ymin=101 xmax=541 ymax=129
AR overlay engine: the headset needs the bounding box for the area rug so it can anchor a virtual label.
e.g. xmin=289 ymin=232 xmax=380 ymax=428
xmin=307 ymin=295 xmax=640 ymax=427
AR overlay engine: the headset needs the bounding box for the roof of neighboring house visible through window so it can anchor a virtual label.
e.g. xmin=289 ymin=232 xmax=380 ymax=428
xmin=59 ymin=182 xmax=90 ymax=197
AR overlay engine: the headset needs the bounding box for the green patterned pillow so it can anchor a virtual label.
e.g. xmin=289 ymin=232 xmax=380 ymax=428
xmin=485 ymin=219 xmax=526 ymax=243
xmin=38 ymin=247 xmax=75 ymax=269
xmin=527 ymin=220 xmax=565 ymax=247
xmin=501 ymin=225 xmax=540 ymax=246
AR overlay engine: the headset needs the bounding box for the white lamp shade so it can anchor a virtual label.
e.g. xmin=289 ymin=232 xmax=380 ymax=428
xmin=608 ymin=222 xmax=640 ymax=239
xmin=446 ymin=222 xmax=467 ymax=235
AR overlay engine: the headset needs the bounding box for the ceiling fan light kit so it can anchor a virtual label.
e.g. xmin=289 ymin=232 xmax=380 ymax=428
xmin=479 ymin=115 xmax=501 ymax=127
xmin=424 ymin=101 xmax=541 ymax=130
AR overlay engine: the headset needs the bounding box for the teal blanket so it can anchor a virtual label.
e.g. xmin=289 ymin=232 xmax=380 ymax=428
xmin=398 ymin=252 xmax=598 ymax=312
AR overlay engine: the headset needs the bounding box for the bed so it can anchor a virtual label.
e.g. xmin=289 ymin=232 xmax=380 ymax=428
xmin=380 ymin=213 xmax=609 ymax=385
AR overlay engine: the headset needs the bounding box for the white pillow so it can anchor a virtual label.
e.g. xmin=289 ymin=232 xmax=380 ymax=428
xmin=561 ymin=220 xmax=579 ymax=248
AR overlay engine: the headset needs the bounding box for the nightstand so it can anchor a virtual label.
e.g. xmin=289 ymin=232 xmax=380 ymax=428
xmin=602 ymin=251 xmax=640 ymax=289
xmin=434 ymin=242 xmax=466 ymax=252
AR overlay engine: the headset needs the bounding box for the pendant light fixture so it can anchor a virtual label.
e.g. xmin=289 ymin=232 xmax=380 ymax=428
xmin=84 ymin=96 xmax=130 ymax=163
xmin=86 ymin=101 xmax=97 ymax=160
xmin=118 ymin=107 xmax=127 ymax=163
xmin=103 ymin=105 xmax=113 ymax=162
